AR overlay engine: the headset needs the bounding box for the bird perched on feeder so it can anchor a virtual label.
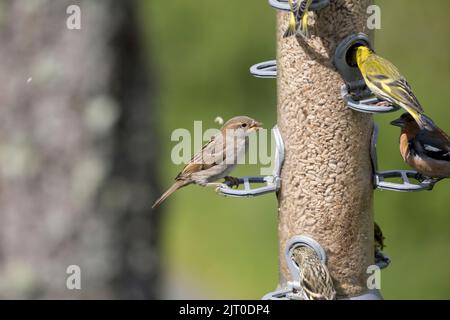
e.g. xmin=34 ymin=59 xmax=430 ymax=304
xmin=152 ymin=116 xmax=263 ymax=209
xmin=355 ymin=46 xmax=431 ymax=130
xmin=391 ymin=113 xmax=450 ymax=181
xmin=284 ymin=0 xmax=314 ymax=38
xmin=292 ymin=246 xmax=336 ymax=300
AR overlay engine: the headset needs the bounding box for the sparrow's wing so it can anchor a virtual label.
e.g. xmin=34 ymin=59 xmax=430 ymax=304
xmin=177 ymin=133 xmax=227 ymax=178
xmin=415 ymin=129 xmax=450 ymax=161
xmin=364 ymin=55 xmax=424 ymax=113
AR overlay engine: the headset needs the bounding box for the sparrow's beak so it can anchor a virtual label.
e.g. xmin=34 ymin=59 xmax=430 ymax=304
xmin=390 ymin=118 xmax=405 ymax=128
xmin=250 ymin=121 xmax=263 ymax=130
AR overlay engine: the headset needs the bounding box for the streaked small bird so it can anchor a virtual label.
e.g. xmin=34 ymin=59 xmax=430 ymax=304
xmin=391 ymin=113 xmax=450 ymax=180
xmin=152 ymin=116 xmax=262 ymax=209
xmin=355 ymin=46 xmax=430 ymax=130
xmin=283 ymin=0 xmax=313 ymax=38
xmin=292 ymin=246 xmax=336 ymax=300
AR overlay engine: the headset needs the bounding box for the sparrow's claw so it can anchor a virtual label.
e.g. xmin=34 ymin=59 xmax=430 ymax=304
xmin=224 ymin=176 xmax=241 ymax=189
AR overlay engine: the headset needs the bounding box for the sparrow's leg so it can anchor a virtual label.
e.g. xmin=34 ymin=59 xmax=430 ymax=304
xmin=224 ymin=176 xmax=241 ymax=189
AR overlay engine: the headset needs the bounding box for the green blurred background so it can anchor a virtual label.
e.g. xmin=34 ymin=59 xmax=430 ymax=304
xmin=141 ymin=0 xmax=450 ymax=299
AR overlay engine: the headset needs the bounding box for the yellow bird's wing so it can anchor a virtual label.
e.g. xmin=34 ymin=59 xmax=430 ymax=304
xmin=364 ymin=54 xmax=424 ymax=114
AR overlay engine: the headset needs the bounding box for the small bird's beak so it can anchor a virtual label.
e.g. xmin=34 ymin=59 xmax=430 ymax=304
xmin=250 ymin=121 xmax=263 ymax=130
xmin=390 ymin=118 xmax=405 ymax=127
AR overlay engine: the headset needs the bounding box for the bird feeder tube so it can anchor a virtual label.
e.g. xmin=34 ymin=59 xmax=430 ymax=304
xmin=276 ymin=0 xmax=376 ymax=298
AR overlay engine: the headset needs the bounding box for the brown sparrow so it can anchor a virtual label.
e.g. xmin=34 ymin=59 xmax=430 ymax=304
xmin=152 ymin=116 xmax=262 ymax=209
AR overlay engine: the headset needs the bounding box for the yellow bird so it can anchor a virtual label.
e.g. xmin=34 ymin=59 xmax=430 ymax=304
xmin=356 ymin=46 xmax=430 ymax=129
xmin=283 ymin=0 xmax=314 ymax=38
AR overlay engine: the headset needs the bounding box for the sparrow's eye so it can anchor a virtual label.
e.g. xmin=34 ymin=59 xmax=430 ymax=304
xmin=241 ymin=123 xmax=247 ymax=128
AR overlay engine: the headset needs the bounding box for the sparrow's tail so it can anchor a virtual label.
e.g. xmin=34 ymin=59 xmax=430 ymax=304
xmin=152 ymin=180 xmax=188 ymax=209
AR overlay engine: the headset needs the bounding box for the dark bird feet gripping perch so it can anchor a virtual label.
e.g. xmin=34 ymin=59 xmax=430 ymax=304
xmin=224 ymin=176 xmax=241 ymax=189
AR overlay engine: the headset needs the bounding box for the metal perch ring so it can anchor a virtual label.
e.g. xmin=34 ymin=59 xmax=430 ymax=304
xmin=371 ymin=124 xmax=438 ymax=192
xmin=250 ymin=60 xmax=277 ymax=79
xmin=268 ymin=0 xmax=330 ymax=12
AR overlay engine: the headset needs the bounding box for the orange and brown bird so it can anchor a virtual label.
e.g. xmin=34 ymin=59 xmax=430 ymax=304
xmin=391 ymin=113 xmax=450 ymax=181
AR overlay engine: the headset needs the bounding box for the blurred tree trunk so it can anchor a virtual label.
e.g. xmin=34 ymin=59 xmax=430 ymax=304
xmin=0 ymin=0 xmax=160 ymax=299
